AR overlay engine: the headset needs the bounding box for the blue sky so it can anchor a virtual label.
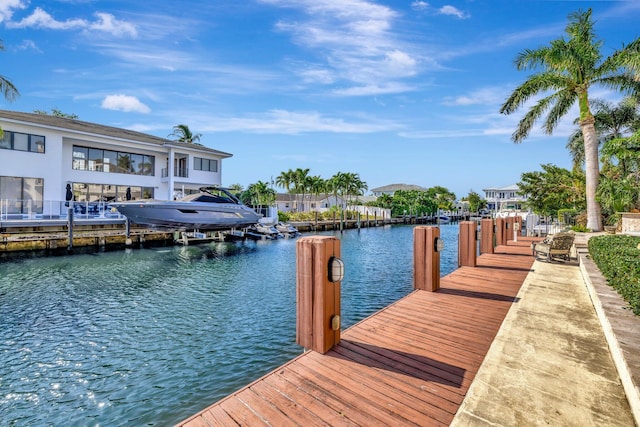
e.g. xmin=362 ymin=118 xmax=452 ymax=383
xmin=1 ymin=1 xmax=639 ymax=198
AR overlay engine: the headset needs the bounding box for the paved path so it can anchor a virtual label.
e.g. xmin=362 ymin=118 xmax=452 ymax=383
xmin=451 ymin=253 xmax=636 ymax=426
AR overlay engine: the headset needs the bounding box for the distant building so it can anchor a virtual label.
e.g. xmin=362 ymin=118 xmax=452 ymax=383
xmin=370 ymin=183 xmax=428 ymax=197
xmin=275 ymin=193 xmax=345 ymax=214
xmin=482 ymin=184 xmax=527 ymax=212
xmin=0 ymin=110 xmax=231 ymax=218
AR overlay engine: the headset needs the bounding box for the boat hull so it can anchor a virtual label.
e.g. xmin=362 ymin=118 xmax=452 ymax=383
xmin=110 ymin=200 xmax=260 ymax=231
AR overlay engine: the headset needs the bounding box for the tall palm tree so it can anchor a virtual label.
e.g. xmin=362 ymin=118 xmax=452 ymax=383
xmin=0 ymin=40 xmax=19 ymax=138
xmin=169 ymin=124 xmax=202 ymax=143
xmin=500 ymin=8 xmax=640 ymax=231
xmin=566 ymin=97 xmax=640 ymax=168
xmin=243 ymin=181 xmax=276 ymax=213
xmin=275 ymin=169 xmax=295 ymax=210
xmin=292 ymin=168 xmax=310 ymax=212
xmin=308 ymin=175 xmax=326 ymax=209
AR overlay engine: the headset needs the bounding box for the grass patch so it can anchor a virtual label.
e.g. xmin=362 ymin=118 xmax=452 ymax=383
xmin=588 ymin=234 xmax=640 ymax=315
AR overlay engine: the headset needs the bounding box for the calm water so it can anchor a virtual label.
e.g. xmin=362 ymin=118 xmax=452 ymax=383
xmin=0 ymin=224 xmax=459 ymax=426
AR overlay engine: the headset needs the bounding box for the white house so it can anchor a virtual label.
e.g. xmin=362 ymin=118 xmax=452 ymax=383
xmin=0 ymin=110 xmax=231 ymax=218
xmin=482 ymin=184 xmax=527 ymax=212
xmin=370 ymin=183 xmax=428 ymax=197
xmin=275 ymin=193 xmax=346 ymax=214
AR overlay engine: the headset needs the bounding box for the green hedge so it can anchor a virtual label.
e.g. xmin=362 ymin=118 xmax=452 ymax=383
xmin=588 ymin=235 xmax=640 ymax=315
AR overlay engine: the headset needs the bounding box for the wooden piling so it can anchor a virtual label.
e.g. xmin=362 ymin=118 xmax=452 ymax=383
xmin=413 ymin=226 xmax=440 ymax=292
xmin=506 ymin=216 xmax=515 ymax=242
xmin=458 ymin=221 xmax=477 ymax=267
xmin=296 ymin=236 xmax=341 ymax=354
xmin=496 ymin=217 xmax=507 ymax=246
xmin=480 ymin=218 xmax=494 ymax=254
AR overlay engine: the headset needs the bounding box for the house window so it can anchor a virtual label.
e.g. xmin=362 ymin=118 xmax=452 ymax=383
xmin=73 ymin=147 xmax=89 ymax=170
xmin=71 ymin=182 xmax=154 ymax=202
xmin=0 ymin=130 xmax=46 ymax=153
xmin=72 ymin=145 xmax=155 ymax=176
xmin=0 ymin=176 xmax=44 ymax=214
xmin=194 ymin=157 xmax=218 ymax=172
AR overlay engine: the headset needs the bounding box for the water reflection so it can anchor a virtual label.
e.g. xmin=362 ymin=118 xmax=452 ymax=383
xmin=0 ymin=224 xmax=459 ymax=425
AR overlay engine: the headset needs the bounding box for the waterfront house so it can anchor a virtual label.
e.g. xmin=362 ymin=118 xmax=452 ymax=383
xmin=275 ymin=193 xmax=345 ymax=213
xmin=0 ymin=110 xmax=231 ymax=219
xmin=482 ymin=184 xmax=527 ymax=213
xmin=370 ymin=183 xmax=428 ymax=197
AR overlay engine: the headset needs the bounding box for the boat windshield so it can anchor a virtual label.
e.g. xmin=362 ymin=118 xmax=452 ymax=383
xmin=180 ymin=188 xmax=239 ymax=204
xmin=193 ymin=194 xmax=235 ymax=203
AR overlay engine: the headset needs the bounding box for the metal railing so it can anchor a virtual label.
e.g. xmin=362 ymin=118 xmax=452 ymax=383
xmin=0 ymin=198 xmax=126 ymax=222
xmin=160 ymin=167 xmax=189 ymax=178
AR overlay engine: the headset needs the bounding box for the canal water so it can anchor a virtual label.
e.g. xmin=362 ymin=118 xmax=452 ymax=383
xmin=0 ymin=224 xmax=459 ymax=426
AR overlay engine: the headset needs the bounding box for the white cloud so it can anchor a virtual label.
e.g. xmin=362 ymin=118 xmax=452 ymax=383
xmin=261 ymin=0 xmax=419 ymax=95
xmin=101 ymin=94 xmax=150 ymax=113
xmin=6 ymin=7 xmax=137 ymax=37
xmin=88 ymin=12 xmax=137 ymax=37
xmin=438 ymin=5 xmax=469 ymax=19
xmin=411 ymin=2 xmax=469 ymax=19
xmin=8 ymin=7 xmax=85 ymax=30
xmin=411 ymin=1 xmax=429 ymax=11
xmin=332 ymin=82 xmax=414 ymax=96
xmin=16 ymin=39 xmax=40 ymax=52
xmin=201 ymin=109 xmax=402 ymax=135
xmin=0 ymin=0 xmax=26 ymax=23
xmin=442 ymin=87 xmax=507 ymax=106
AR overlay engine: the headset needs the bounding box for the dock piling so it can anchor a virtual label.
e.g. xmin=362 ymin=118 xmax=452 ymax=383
xmin=413 ymin=226 xmax=440 ymax=291
xmin=67 ymin=208 xmax=74 ymax=253
xmin=458 ymin=221 xmax=477 ymax=267
xmin=480 ymin=218 xmax=495 ymax=254
xmin=496 ymin=217 xmax=507 ymax=246
xmin=296 ymin=236 xmax=342 ymax=354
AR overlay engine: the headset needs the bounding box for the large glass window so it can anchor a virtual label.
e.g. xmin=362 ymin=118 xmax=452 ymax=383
xmin=0 ymin=176 xmax=44 ymax=214
xmin=89 ymin=148 xmax=103 ymax=172
xmin=72 ymin=147 xmax=89 ymax=170
xmin=194 ymin=157 xmax=218 ymax=172
xmin=103 ymin=150 xmax=117 ymax=173
xmin=13 ymin=133 xmax=29 ymax=151
xmin=72 ymin=145 xmax=155 ymax=176
xmin=0 ymin=132 xmax=10 ymax=149
xmin=31 ymin=135 xmax=45 ymax=153
xmin=130 ymin=154 xmax=143 ymax=175
xmin=69 ymin=182 xmax=154 ymax=203
xmin=141 ymin=155 xmax=154 ymax=175
xmin=0 ymin=131 xmax=46 ymax=153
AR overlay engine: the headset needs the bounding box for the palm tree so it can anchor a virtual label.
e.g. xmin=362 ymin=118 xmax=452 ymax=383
xmin=292 ymin=168 xmax=310 ymax=212
xmin=228 ymin=183 xmax=244 ymax=196
xmin=500 ymin=9 xmax=640 ymax=231
xmin=275 ymin=169 xmax=296 ymax=210
xmin=169 ymin=124 xmax=202 ymax=143
xmin=307 ymin=175 xmax=326 ymax=210
xmin=242 ymin=181 xmax=276 ymax=214
xmin=0 ymin=40 xmax=19 ymax=138
xmin=566 ymin=97 xmax=640 ymax=168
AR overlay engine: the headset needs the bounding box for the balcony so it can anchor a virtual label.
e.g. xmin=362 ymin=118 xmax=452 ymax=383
xmin=161 ymin=168 xmax=189 ymax=179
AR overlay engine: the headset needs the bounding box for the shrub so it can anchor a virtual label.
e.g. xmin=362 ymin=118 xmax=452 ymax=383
xmin=588 ymin=235 xmax=640 ymax=315
xmin=571 ymin=224 xmax=589 ymax=232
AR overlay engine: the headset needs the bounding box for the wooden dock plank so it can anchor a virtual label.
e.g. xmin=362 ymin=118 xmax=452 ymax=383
xmin=178 ymin=239 xmax=536 ymax=427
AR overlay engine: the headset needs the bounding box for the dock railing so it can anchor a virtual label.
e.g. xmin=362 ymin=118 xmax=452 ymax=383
xmin=0 ymin=198 xmax=125 ymax=222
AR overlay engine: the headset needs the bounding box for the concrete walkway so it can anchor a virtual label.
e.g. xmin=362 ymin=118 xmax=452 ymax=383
xmin=451 ymin=249 xmax=636 ymax=426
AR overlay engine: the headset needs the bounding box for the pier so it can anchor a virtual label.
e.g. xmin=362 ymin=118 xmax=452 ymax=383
xmin=177 ymin=230 xmax=637 ymax=426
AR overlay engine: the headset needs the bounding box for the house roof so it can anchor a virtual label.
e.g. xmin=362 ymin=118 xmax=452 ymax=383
xmin=370 ymin=183 xmax=428 ymax=193
xmin=482 ymin=184 xmax=520 ymax=192
xmin=0 ymin=109 xmax=232 ymax=158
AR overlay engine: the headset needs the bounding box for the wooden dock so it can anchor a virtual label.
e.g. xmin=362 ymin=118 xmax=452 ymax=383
xmin=178 ymin=238 xmax=537 ymax=426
